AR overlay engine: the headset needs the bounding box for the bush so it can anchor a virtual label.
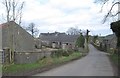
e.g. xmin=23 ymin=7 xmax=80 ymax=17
xmin=75 ymin=33 xmax=85 ymax=48
xmin=51 ymin=49 xmax=74 ymax=58
xmin=51 ymin=49 xmax=62 ymax=58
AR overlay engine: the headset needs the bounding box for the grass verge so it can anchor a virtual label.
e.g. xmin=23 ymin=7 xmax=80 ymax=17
xmin=3 ymin=51 xmax=87 ymax=75
xmin=109 ymin=53 xmax=119 ymax=76
xmin=109 ymin=53 xmax=119 ymax=66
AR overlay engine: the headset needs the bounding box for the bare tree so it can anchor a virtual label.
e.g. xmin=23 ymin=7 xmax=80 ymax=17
xmin=95 ymin=0 xmax=120 ymax=54
xmin=2 ymin=0 xmax=11 ymax=22
xmin=66 ymin=27 xmax=81 ymax=35
xmin=94 ymin=0 xmax=120 ymax=23
xmin=1 ymin=0 xmax=25 ymax=25
xmin=26 ymin=23 xmax=39 ymax=37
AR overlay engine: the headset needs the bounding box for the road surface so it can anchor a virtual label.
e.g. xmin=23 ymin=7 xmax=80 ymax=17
xmin=34 ymin=44 xmax=114 ymax=76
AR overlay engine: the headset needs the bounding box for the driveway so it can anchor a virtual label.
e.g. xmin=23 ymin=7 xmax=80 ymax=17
xmin=34 ymin=44 xmax=114 ymax=76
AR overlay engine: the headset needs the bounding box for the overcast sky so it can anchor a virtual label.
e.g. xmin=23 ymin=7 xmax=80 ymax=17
xmin=0 ymin=0 xmax=118 ymax=36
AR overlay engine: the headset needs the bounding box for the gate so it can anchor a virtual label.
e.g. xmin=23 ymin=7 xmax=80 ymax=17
xmin=0 ymin=50 xmax=3 ymax=64
xmin=3 ymin=48 xmax=11 ymax=64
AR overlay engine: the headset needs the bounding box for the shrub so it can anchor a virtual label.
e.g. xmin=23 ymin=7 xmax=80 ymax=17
xmin=62 ymin=50 xmax=69 ymax=56
xmin=75 ymin=33 xmax=85 ymax=48
xmin=51 ymin=49 xmax=74 ymax=58
xmin=51 ymin=49 xmax=62 ymax=58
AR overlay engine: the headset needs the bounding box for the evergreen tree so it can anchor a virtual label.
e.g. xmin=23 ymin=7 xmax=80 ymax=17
xmin=76 ymin=33 xmax=85 ymax=48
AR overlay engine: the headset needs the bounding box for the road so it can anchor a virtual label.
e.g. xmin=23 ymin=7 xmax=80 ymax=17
xmin=34 ymin=44 xmax=114 ymax=76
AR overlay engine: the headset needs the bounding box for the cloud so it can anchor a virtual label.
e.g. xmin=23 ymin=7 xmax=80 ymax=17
xmin=0 ymin=0 xmax=116 ymax=36
xmin=49 ymin=0 xmax=93 ymax=9
xmin=90 ymin=28 xmax=113 ymax=36
xmin=23 ymin=0 xmax=65 ymax=21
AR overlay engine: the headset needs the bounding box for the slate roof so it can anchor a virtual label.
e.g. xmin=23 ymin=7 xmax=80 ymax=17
xmin=39 ymin=32 xmax=79 ymax=43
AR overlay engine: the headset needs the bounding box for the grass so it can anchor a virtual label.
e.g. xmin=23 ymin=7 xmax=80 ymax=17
xmin=3 ymin=51 xmax=84 ymax=74
xmin=3 ymin=63 xmax=40 ymax=74
xmin=0 ymin=64 xmax=2 ymax=72
xmin=109 ymin=53 xmax=119 ymax=66
xmin=52 ymin=52 xmax=83 ymax=64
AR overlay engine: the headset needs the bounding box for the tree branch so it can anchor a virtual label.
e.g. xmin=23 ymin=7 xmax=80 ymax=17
xmin=1 ymin=0 xmax=24 ymax=23
xmin=102 ymin=1 xmax=120 ymax=23
xmin=111 ymin=11 xmax=120 ymax=17
xmin=100 ymin=0 xmax=108 ymax=12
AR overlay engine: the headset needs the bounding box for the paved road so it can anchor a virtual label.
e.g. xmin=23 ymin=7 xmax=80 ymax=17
xmin=34 ymin=44 xmax=114 ymax=76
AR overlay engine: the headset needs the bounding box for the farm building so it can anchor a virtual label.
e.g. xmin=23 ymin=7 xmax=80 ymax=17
xmin=0 ymin=21 xmax=42 ymax=64
xmin=39 ymin=32 xmax=80 ymax=50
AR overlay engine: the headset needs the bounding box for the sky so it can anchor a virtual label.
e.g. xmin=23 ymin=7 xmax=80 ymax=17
xmin=0 ymin=0 xmax=118 ymax=36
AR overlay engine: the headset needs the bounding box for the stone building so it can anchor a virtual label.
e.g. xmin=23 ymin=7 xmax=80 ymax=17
xmin=102 ymin=34 xmax=117 ymax=52
xmin=39 ymin=32 xmax=79 ymax=50
xmin=0 ymin=21 xmax=40 ymax=64
xmin=1 ymin=21 xmax=35 ymax=52
xmin=96 ymin=34 xmax=117 ymax=52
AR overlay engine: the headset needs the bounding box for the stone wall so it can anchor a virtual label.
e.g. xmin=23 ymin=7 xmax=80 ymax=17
xmin=62 ymin=42 xmax=75 ymax=50
xmin=14 ymin=51 xmax=52 ymax=64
